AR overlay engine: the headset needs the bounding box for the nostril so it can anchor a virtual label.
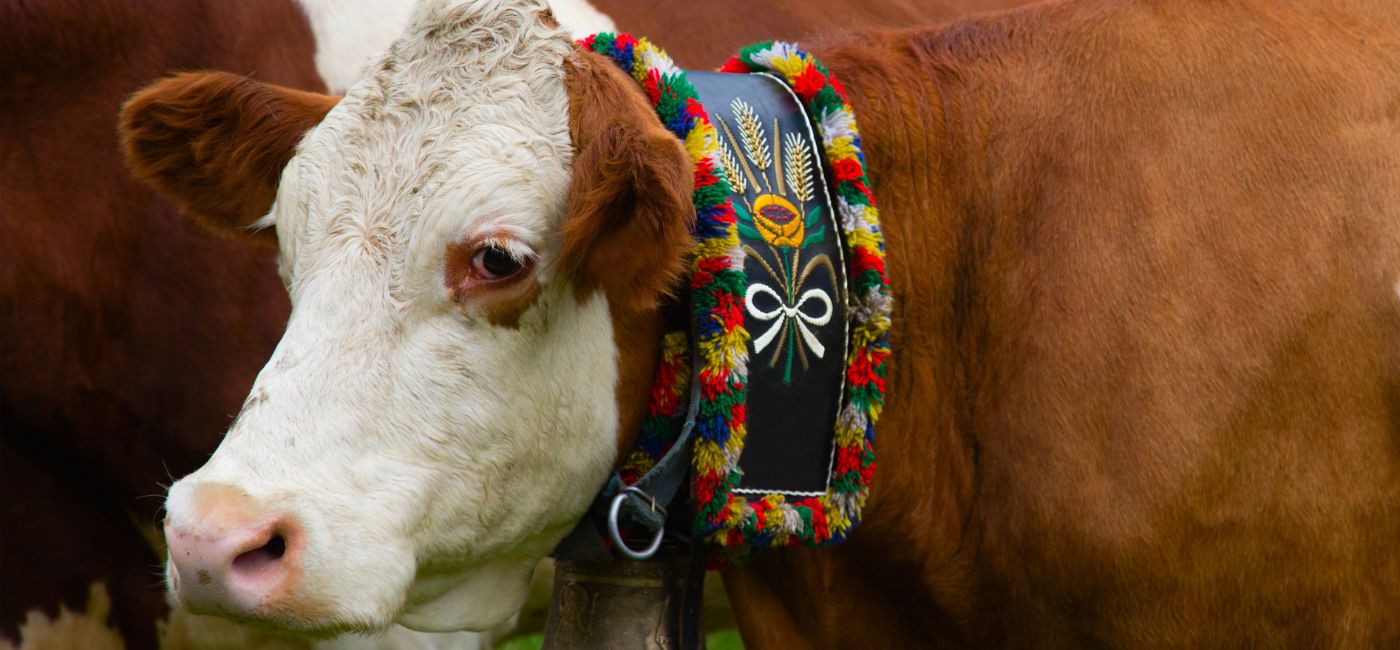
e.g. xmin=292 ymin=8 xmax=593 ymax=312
xmin=232 ymin=533 xmax=287 ymax=575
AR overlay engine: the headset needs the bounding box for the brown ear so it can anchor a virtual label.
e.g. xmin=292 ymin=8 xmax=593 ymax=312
xmin=557 ymin=49 xmax=695 ymax=312
xmin=118 ymin=72 xmax=339 ymax=244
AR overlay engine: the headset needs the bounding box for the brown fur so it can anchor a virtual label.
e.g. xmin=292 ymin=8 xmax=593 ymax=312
xmin=480 ymin=280 xmax=546 ymax=330
xmin=720 ymin=1 xmax=1400 ymax=647
xmin=586 ymin=0 xmax=1034 ymax=65
xmin=0 ymin=1 xmax=326 ymax=644
xmin=119 ymin=72 xmax=340 ymax=244
xmin=557 ymin=50 xmax=696 ymax=313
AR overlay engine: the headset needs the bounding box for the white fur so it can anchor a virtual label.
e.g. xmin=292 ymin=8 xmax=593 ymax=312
xmin=161 ymin=596 xmax=509 ymax=649
xmin=294 ymin=0 xmax=416 ymax=94
xmin=544 ymin=0 xmax=615 ymax=36
xmin=166 ymin=0 xmax=619 ymax=634
xmin=295 ymin=0 xmax=614 ymax=93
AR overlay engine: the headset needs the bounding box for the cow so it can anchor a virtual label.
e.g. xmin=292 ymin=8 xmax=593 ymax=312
xmin=111 ymin=0 xmax=1400 ymax=646
xmin=0 ymin=0 xmax=600 ymax=646
xmin=1 ymin=0 xmax=1033 ymax=646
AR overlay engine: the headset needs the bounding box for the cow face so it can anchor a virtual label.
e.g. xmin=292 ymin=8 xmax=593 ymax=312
xmin=120 ymin=0 xmax=693 ymax=634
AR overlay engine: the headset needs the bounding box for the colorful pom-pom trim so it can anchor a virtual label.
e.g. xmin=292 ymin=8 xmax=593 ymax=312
xmin=581 ymin=33 xmax=892 ymax=559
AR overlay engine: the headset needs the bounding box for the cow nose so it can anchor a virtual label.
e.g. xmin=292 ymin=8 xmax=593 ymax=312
xmin=163 ymin=483 xmax=302 ymax=616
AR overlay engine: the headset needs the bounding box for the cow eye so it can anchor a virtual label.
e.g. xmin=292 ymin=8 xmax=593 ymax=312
xmin=472 ymin=245 xmax=523 ymax=279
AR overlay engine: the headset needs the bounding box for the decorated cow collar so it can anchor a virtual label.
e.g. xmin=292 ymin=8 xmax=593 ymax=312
xmin=562 ymin=34 xmax=891 ymax=564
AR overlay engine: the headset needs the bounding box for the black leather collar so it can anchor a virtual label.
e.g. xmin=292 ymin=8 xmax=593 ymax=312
xmin=690 ymin=71 xmax=849 ymax=497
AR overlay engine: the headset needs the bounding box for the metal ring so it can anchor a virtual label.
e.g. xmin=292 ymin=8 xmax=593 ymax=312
xmin=607 ymin=487 xmax=665 ymax=560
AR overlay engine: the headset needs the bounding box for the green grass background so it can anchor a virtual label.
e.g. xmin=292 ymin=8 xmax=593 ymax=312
xmin=498 ymin=629 xmax=743 ymax=650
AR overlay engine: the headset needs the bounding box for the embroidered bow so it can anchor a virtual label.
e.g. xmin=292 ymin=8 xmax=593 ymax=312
xmin=746 ymin=283 xmax=833 ymax=359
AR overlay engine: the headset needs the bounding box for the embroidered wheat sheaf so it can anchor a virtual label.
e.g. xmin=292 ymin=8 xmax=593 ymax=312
xmin=732 ymin=98 xmax=771 ymax=172
xmin=784 ymin=132 xmax=813 ymax=203
xmin=718 ymin=135 xmax=747 ymax=194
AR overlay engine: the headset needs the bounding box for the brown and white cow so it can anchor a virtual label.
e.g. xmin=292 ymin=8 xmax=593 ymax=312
xmin=117 ymin=0 xmax=1399 ymax=646
xmin=4 ymin=0 xmax=1028 ymax=644
xmin=1 ymin=0 xmax=605 ymax=645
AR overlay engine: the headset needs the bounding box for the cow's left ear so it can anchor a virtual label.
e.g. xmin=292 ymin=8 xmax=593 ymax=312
xmin=119 ymin=72 xmax=339 ymax=245
xmin=557 ymin=49 xmax=695 ymax=312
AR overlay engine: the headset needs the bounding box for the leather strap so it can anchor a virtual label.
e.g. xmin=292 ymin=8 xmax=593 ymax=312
xmin=553 ymin=332 xmax=703 ymax=562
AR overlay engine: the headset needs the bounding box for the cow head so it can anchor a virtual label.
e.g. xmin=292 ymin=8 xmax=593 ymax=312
xmin=119 ymin=0 xmax=693 ymax=633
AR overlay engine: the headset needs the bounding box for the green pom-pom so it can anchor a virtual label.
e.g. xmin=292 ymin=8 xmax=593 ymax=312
xmin=835 ymin=182 xmax=869 ymax=207
xmin=693 ymin=184 xmax=730 ymax=209
xmin=737 ymin=41 xmax=772 ymax=68
xmin=591 ymin=32 xmax=615 ymax=54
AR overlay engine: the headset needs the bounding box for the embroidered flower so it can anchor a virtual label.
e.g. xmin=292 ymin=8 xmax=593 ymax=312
xmin=751 ymin=194 xmax=804 ymax=247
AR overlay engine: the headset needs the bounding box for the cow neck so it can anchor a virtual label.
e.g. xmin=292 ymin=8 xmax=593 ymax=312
xmin=563 ymin=33 xmax=892 ymax=566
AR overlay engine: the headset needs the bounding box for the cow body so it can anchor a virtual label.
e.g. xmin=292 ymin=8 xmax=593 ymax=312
xmin=726 ymin=1 xmax=1400 ymax=645
xmin=109 ymin=0 xmax=1397 ymax=646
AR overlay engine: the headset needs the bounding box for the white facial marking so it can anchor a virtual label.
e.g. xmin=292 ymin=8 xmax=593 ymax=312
xmin=295 ymin=0 xmax=417 ymax=94
xmin=296 ymin=0 xmax=615 ymax=93
xmin=546 ymin=0 xmax=616 ymax=35
xmin=167 ymin=0 xmax=621 ymax=634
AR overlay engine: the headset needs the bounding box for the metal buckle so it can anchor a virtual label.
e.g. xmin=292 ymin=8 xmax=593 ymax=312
xmin=607 ymin=486 xmax=665 ymax=560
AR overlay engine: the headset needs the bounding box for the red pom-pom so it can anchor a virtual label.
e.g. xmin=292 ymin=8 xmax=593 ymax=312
xmin=693 ymin=157 xmax=722 ymax=187
xmin=828 ymin=73 xmax=848 ymax=98
xmin=836 ymin=446 xmax=860 ymax=473
xmin=643 ymin=68 xmax=662 ymax=104
xmin=719 ymin=57 xmax=752 ymax=73
xmin=684 ymin=97 xmax=706 ymax=118
xmin=851 ymin=246 xmax=886 ymax=277
xmin=716 ymin=292 xmax=745 ymax=330
xmin=812 ymin=508 xmax=829 ymax=541
xmin=833 ymin=157 xmax=864 ymax=182
xmin=793 ymin=65 xmax=827 ymax=102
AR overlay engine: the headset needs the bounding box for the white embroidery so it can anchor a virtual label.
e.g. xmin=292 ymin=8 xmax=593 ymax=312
xmin=746 ymin=284 xmax=833 ymax=358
